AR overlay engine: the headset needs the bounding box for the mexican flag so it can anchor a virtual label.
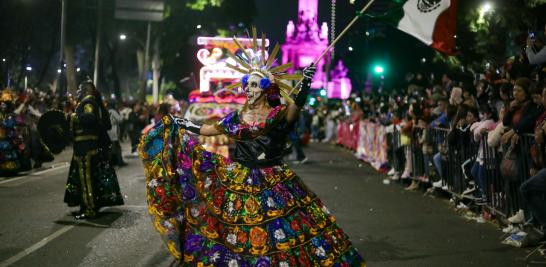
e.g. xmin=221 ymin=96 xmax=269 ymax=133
xmin=379 ymin=0 xmax=458 ymax=55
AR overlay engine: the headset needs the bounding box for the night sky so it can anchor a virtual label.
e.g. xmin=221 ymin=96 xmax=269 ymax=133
xmin=252 ymin=0 xmax=441 ymax=91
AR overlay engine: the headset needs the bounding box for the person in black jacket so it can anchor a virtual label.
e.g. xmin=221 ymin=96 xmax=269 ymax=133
xmin=501 ymin=77 xmax=541 ymax=145
xmin=64 ymin=81 xmax=124 ymax=220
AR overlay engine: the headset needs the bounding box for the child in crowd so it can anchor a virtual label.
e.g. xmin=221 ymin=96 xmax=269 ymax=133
xmin=469 ymin=104 xmax=498 ymax=203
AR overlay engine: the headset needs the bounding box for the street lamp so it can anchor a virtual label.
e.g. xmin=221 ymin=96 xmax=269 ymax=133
xmin=24 ymin=66 xmax=32 ymax=89
xmin=480 ymin=2 xmax=492 ymax=14
xmin=478 ymin=2 xmax=493 ymax=24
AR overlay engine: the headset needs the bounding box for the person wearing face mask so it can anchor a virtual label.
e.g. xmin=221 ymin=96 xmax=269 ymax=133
xmin=138 ymin=32 xmax=365 ymax=266
xmin=64 ymin=80 xmax=124 ymax=220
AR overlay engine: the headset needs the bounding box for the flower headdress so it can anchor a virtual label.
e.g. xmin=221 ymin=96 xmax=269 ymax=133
xmin=225 ymin=27 xmax=302 ymax=104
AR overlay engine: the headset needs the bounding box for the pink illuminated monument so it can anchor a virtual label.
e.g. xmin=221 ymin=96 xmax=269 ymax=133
xmin=282 ymin=0 xmax=330 ymax=90
xmin=281 ymin=0 xmax=352 ymax=99
xmin=327 ymin=60 xmax=352 ymax=99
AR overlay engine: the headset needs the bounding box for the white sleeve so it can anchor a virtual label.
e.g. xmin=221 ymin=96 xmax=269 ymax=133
xmin=527 ymin=46 xmax=546 ymax=65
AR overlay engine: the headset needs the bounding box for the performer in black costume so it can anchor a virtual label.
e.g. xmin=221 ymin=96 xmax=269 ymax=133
xmin=64 ymin=81 xmax=124 ymax=219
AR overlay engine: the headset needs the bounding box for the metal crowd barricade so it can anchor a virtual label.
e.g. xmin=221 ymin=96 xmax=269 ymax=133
xmin=386 ymin=123 xmax=539 ymax=221
xmin=430 ymin=127 xmax=449 ymax=182
xmin=515 ymin=134 xmax=535 ymax=217
xmin=442 ymin=129 xmax=478 ymax=195
xmin=390 ymin=125 xmax=404 ymax=173
xmin=480 ymin=133 xmax=535 ymax=218
xmin=389 ymin=125 xmax=405 ymax=174
xmin=410 ymin=126 xmax=425 ymax=178
xmin=481 ymin=133 xmax=506 ymax=216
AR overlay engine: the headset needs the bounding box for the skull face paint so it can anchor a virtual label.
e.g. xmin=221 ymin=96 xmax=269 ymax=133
xmin=244 ymin=74 xmax=265 ymax=105
xmin=0 ymin=102 xmax=7 ymax=113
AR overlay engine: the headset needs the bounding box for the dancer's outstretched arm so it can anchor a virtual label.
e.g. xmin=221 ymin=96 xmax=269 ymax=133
xmin=170 ymin=116 xmax=222 ymax=136
xmin=286 ymin=64 xmax=316 ymax=124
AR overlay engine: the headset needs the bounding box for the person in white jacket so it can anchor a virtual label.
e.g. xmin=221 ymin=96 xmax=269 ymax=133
xmin=469 ymin=104 xmax=498 ymax=202
xmin=108 ymin=101 xmax=127 ymax=167
xmin=526 ymin=24 xmax=546 ymax=65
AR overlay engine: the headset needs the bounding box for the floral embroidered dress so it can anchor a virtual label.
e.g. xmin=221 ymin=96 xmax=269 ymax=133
xmin=139 ymin=105 xmax=365 ymax=266
xmin=0 ymin=113 xmax=28 ymax=175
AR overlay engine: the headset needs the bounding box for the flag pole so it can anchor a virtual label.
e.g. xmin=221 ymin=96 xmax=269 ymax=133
xmin=289 ymin=0 xmax=376 ymax=96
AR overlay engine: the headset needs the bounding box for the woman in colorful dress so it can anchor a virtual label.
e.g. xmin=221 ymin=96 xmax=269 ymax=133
xmin=139 ymin=32 xmax=365 ymax=266
xmin=0 ymin=89 xmax=29 ymax=176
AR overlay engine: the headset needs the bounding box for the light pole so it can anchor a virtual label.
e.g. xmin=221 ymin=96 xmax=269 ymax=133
xmin=25 ymin=66 xmax=32 ymax=89
xmin=1 ymin=58 xmax=7 ymax=87
xmin=57 ymin=0 xmax=67 ymax=96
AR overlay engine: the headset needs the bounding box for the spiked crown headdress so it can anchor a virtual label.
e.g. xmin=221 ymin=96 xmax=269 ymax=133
xmin=225 ymin=27 xmax=302 ymax=103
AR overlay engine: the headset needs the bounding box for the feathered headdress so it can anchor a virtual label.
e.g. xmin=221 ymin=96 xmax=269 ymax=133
xmin=225 ymin=27 xmax=302 ymax=104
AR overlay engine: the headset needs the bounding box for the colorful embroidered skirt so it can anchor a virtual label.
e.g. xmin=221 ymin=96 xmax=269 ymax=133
xmin=139 ymin=117 xmax=365 ymax=266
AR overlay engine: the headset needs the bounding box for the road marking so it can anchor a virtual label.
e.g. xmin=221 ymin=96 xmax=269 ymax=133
xmin=0 ymin=225 xmax=75 ymax=267
xmin=0 ymin=163 xmax=69 ymax=186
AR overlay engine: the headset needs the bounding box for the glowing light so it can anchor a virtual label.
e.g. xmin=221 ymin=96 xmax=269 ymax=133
xmin=196 ymin=24 xmax=202 ymax=29
xmin=1 ymin=58 xmax=5 ymax=62
xmin=57 ymin=69 xmax=61 ymax=73
xmin=481 ymin=2 xmax=492 ymax=13
xmin=119 ymin=34 xmax=127 ymax=40
xmin=365 ymin=31 xmax=370 ymax=36
xmin=477 ymin=2 xmax=493 ymax=24
xmin=348 ymin=46 xmax=353 ymax=51
xmin=76 ymin=67 xmax=81 ymax=72
xmin=374 ymin=66 xmax=384 ymax=74
xmin=319 ymin=90 xmax=327 ymax=97
xmin=421 ymin=58 xmax=426 ymax=63
xmin=26 ymin=66 xmax=32 ymax=71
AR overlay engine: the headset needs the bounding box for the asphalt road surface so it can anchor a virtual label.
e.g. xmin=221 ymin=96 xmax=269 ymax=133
xmin=0 ymin=142 xmax=536 ymax=266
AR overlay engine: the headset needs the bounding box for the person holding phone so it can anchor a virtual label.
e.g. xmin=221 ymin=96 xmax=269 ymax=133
xmin=526 ymin=24 xmax=546 ymax=65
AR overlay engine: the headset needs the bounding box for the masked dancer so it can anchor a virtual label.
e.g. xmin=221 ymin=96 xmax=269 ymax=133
xmin=139 ymin=30 xmax=365 ymax=266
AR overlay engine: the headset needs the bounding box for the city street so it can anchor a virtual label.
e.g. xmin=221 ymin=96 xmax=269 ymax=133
xmin=0 ymin=142 xmax=533 ymax=267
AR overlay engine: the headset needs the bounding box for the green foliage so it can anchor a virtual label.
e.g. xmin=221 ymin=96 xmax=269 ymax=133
xmin=454 ymin=0 xmax=545 ymax=71
xmin=186 ymin=0 xmax=224 ymax=11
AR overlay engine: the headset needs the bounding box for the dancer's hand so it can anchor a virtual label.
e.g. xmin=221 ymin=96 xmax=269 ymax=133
xmin=302 ymin=64 xmax=317 ymax=80
xmin=171 ymin=115 xmax=201 ymax=134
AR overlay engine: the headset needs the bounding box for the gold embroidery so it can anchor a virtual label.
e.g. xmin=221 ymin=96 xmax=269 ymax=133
xmin=83 ymin=103 xmax=94 ymax=113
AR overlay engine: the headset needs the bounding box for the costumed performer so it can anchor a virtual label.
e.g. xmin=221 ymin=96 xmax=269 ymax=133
xmin=139 ymin=30 xmax=365 ymax=266
xmin=64 ymin=81 xmax=124 ymax=219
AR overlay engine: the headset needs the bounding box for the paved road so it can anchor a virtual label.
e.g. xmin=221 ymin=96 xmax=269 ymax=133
xmin=0 ymin=142 xmax=534 ymax=266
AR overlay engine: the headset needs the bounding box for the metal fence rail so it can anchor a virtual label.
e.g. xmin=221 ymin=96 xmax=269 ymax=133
xmin=388 ymin=125 xmax=536 ymax=220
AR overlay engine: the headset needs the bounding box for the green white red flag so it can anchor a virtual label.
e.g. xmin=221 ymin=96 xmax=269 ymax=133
xmin=379 ymin=0 xmax=458 ymax=55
